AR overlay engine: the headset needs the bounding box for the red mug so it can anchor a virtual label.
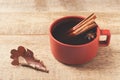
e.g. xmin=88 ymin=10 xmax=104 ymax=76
xmin=49 ymin=16 xmax=111 ymax=64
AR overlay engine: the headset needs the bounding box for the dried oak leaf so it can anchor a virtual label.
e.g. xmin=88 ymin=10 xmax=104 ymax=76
xmin=10 ymin=46 xmax=49 ymax=73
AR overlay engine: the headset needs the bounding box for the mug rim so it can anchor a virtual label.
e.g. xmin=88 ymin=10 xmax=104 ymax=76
xmin=49 ymin=16 xmax=100 ymax=47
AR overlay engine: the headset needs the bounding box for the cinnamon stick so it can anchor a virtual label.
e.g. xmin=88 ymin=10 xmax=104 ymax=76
xmin=73 ymin=22 xmax=97 ymax=35
xmin=67 ymin=13 xmax=97 ymax=37
xmin=67 ymin=13 xmax=96 ymax=33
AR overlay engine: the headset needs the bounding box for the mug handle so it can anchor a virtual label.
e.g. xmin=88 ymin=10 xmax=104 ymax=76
xmin=99 ymin=29 xmax=111 ymax=47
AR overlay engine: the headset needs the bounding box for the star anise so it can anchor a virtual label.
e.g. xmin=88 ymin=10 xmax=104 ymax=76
xmin=85 ymin=32 xmax=96 ymax=41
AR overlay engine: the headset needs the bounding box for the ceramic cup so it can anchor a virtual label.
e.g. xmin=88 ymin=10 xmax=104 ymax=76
xmin=49 ymin=16 xmax=111 ymax=64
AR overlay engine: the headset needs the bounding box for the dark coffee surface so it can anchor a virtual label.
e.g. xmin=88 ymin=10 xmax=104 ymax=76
xmin=52 ymin=17 xmax=97 ymax=45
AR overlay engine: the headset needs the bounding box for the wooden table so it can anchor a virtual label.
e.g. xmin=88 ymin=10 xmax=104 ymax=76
xmin=0 ymin=0 xmax=120 ymax=80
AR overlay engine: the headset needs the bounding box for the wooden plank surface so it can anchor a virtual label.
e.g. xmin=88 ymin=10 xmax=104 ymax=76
xmin=0 ymin=34 xmax=120 ymax=80
xmin=0 ymin=0 xmax=120 ymax=80
xmin=0 ymin=0 xmax=120 ymax=12
xmin=0 ymin=12 xmax=120 ymax=35
xmin=0 ymin=35 xmax=120 ymax=80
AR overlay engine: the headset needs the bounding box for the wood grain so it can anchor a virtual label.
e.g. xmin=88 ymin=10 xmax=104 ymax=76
xmin=0 ymin=0 xmax=120 ymax=12
xmin=0 ymin=0 xmax=120 ymax=80
xmin=0 ymin=35 xmax=120 ymax=80
xmin=0 ymin=12 xmax=120 ymax=35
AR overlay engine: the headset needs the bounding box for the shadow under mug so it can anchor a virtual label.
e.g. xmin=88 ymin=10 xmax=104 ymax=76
xmin=49 ymin=16 xmax=111 ymax=65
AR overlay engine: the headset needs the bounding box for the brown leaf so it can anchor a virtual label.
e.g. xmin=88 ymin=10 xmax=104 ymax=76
xmin=10 ymin=46 xmax=49 ymax=73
